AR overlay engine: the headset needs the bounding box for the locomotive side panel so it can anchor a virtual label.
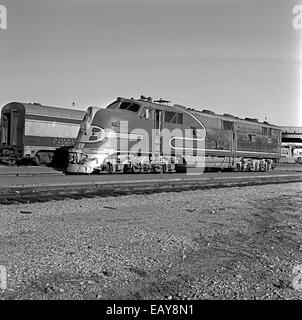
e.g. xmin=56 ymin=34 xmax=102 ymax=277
xmin=235 ymin=121 xmax=281 ymax=158
xmin=198 ymin=115 xmax=233 ymax=156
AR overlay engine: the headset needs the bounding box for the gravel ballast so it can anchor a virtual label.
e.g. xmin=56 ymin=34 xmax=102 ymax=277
xmin=0 ymin=182 xmax=302 ymax=300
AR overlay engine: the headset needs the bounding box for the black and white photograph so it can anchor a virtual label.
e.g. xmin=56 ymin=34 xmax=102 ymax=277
xmin=0 ymin=0 xmax=301 ymax=309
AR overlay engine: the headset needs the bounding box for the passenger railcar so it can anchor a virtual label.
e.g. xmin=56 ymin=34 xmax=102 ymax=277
xmin=67 ymin=96 xmax=282 ymax=174
xmin=0 ymin=102 xmax=86 ymax=165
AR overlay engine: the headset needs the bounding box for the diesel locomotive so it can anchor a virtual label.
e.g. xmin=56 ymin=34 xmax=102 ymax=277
xmin=67 ymin=96 xmax=282 ymax=174
xmin=0 ymin=102 xmax=86 ymax=165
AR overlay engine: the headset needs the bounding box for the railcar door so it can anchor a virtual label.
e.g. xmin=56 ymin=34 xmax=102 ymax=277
xmin=11 ymin=110 xmax=19 ymax=147
xmin=153 ymin=109 xmax=163 ymax=156
xmin=1 ymin=109 xmax=20 ymax=147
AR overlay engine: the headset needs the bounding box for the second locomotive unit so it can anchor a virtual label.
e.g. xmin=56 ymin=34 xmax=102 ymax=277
xmin=67 ymin=96 xmax=282 ymax=174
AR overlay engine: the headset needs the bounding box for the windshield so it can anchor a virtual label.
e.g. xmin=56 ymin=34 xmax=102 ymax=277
xmin=119 ymin=102 xmax=140 ymax=112
xmin=106 ymin=100 xmax=141 ymax=112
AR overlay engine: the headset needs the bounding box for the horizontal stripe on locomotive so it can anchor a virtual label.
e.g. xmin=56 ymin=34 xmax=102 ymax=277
xmin=23 ymin=136 xmax=77 ymax=148
xmin=25 ymin=114 xmax=83 ymax=124
xmin=236 ymin=150 xmax=279 ymax=155
xmin=25 ymin=119 xmax=80 ymax=138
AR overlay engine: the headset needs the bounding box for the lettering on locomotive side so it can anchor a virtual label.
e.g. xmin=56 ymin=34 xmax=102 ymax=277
xmin=0 ymin=4 xmax=7 ymax=30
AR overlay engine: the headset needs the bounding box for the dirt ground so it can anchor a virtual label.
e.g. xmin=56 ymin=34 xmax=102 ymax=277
xmin=0 ymin=182 xmax=302 ymax=300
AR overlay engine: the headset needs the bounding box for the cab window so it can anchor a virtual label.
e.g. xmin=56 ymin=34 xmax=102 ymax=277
xmin=119 ymin=102 xmax=140 ymax=112
xmin=165 ymin=111 xmax=177 ymax=123
xmin=165 ymin=112 xmax=183 ymax=124
xmin=178 ymin=113 xmax=183 ymax=124
xmin=141 ymin=108 xmax=153 ymax=120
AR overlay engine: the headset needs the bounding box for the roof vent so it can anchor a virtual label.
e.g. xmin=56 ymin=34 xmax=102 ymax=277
xmin=140 ymin=95 xmax=153 ymax=102
xmin=223 ymin=113 xmax=237 ymax=119
xmin=245 ymin=117 xmax=258 ymax=122
xmin=154 ymin=98 xmax=170 ymax=105
xmin=201 ymin=109 xmax=216 ymax=115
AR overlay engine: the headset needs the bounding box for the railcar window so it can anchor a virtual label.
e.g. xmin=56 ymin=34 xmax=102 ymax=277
xmin=119 ymin=102 xmax=140 ymax=112
xmin=222 ymin=121 xmax=234 ymax=131
xmin=141 ymin=108 xmax=153 ymax=120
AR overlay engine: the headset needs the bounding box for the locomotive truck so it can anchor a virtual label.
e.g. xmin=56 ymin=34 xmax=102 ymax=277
xmin=0 ymin=102 xmax=86 ymax=166
xmin=67 ymin=96 xmax=282 ymax=174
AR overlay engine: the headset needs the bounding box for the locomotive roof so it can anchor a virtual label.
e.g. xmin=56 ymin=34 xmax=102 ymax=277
xmin=2 ymin=102 xmax=86 ymax=120
xmin=118 ymin=97 xmax=281 ymax=130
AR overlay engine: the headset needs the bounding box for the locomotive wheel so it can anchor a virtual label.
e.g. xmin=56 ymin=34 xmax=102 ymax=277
xmin=233 ymin=163 xmax=240 ymax=172
xmin=107 ymin=162 xmax=113 ymax=174
xmin=154 ymin=165 xmax=163 ymax=173
xmin=123 ymin=164 xmax=131 ymax=173
xmin=132 ymin=163 xmax=141 ymax=173
xmin=33 ymin=152 xmax=52 ymax=166
xmin=33 ymin=154 xmax=42 ymax=166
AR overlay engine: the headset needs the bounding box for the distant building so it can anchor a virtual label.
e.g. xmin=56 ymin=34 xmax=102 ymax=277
xmin=281 ymin=126 xmax=302 ymax=163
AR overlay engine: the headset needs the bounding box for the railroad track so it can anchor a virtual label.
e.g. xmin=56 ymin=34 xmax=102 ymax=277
xmin=0 ymin=173 xmax=301 ymax=205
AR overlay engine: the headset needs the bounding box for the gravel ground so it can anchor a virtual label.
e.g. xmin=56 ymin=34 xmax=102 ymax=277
xmin=0 ymin=182 xmax=302 ymax=300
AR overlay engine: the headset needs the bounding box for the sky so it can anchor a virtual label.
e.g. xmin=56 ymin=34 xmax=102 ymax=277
xmin=0 ymin=0 xmax=301 ymax=126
